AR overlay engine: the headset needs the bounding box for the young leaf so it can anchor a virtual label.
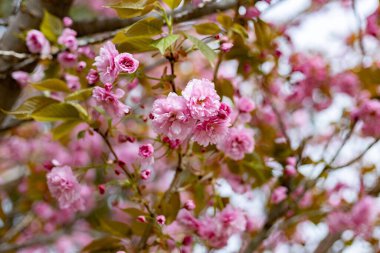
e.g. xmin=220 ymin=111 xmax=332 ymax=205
xmin=186 ymin=35 xmax=217 ymax=67
xmin=2 ymin=96 xmax=58 ymax=119
xmin=51 ymin=120 xmax=81 ymax=141
xmin=151 ymin=34 xmax=179 ymax=54
xmin=108 ymin=0 xmax=156 ymax=19
xmin=194 ymin=23 xmax=221 ymax=35
xmin=81 ymin=237 xmax=124 ymax=253
xmin=161 ymin=192 xmax=181 ymax=223
xmin=31 ymin=102 xmax=83 ymax=122
xmin=215 ymin=78 xmax=234 ymax=99
xmin=163 ymin=0 xmax=182 ymax=9
xmin=65 ymin=88 xmax=94 ymax=101
xmin=98 ymin=219 xmax=132 ymax=238
xmin=124 ymin=16 xmax=163 ymax=38
xmin=40 ymin=10 xmax=63 ymax=42
xmin=32 ymin=79 xmax=71 ymax=93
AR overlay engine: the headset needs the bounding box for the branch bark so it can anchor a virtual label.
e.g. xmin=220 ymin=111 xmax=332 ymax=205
xmin=72 ymin=0 xmax=237 ymax=36
xmin=0 ymin=0 xmax=73 ymax=125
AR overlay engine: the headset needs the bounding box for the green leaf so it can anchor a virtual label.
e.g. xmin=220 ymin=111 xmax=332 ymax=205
xmin=31 ymin=102 xmax=83 ymax=122
xmin=232 ymin=23 xmax=249 ymax=39
xmin=40 ymin=10 xmax=63 ymax=42
xmin=130 ymin=220 xmax=149 ymax=236
xmin=122 ymin=207 xmax=146 ymax=218
xmin=51 ymin=120 xmax=81 ymax=141
xmin=98 ymin=219 xmax=131 ymax=238
xmin=186 ymin=35 xmax=217 ymax=67
xmin=151 ymin=34 xmax=179 ymax=54
xmin=117 ymin=37 xmax=156 ymax=53
xmin=216 ymin=14 xmax=233 ymax=30
xmin=108 ymin=0 xmax=156 ymax=19
xmin=65 ymin=88 xmax=94 ymax=101
xmin=113 ymin=17 xmax=163 ymax=53
xmin=32 ymin=79 xmax=70 ymax=93
xmin=163 ymin=0 xmax=182 ymax=9
xmin=81 ymin=237 xmax=124 ymax=253
xmin=194 ymin=23 xmax=221 ymax=35
xmin=115 ymin=17 xmax=163 ymax=40
xmin=2 ymin=96 xmax=58 ymax=119
xmin=215 ymin=78 xmax=234 ymax=99
xmin=161 ymin=192 xmax=181 ymax=224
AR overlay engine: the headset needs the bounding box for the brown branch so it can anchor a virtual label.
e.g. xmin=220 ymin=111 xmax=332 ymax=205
xmin=0 ymin=0 xmax=73 ymax=125
xmin=72 ymin=0 xmax=238 ymax=37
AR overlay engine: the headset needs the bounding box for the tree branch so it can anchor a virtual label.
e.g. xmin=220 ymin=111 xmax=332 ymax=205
xmin=72 ymin=0 xmax=238 ymax=37
xmin=0 ymin=0 xmax=74 ymax=125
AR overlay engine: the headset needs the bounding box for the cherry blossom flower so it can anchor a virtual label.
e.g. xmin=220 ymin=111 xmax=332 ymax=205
xmin=115 ymin=53 xmax=139 ymax=73
xmin=92 ymin=83 xmax=130 ymax=118
xmin=151 ymin=92 xmax=196 ymax=141
xmin=182 ymin=78 xmax=221 ymax=120
xmin=94 ymin=41 xmax=120 ymax=83
xmin=217 ymin=127 xmax=254 ymax=160
xmin=46 ymin=165 xmax=84 ymax=211
xmin=26 ymin=29 xmax=50 ymax=57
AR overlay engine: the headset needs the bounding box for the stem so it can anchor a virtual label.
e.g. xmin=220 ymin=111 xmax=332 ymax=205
xmin=168 ymin=52 xmax=176 ymax=93
xmin=95 ymin=129 xmax=154 ymax=216
xmin=137 ymin=151 xmax=183 ymax=250
xmin=213 ymin=53 xmax=223 ymax=82
xmin=332 ymin=139 xmax=379 ymax=170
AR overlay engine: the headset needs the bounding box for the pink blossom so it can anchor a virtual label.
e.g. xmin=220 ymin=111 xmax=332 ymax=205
xmin=138 ymin=144 xmax=154 ymax=158
xmin=177 ymin=209 xmax=200 ymax=230
xmin=77 ymin=61 xmax=86 ymax=72
xmin=26 ymin=29 xmax=50 ymax=57
xmin=151 ymin=92 xmax=196 ymax=141
xmin=217 ymin=127 xmax=254 ymax=160
xmin=220 ymin=42 xmax=233 ymax=53
xmin=57 ymin=52 xmax=77 ymax=68
xmin=58 ymin=28 xmax=78 ymax=51
xmin=63 ymin=17 xmax=73 ymax=27
xmin=184 ymin=200 xmax=196 ymax=211
xmin=237 ymin=96 xmax=255 ymax=113
xmin=140 ymin=169 xmax=151 ymax=180
xmin=65 ymin=74 xmax=80 ymax=91
xmin=86 ymin=69 xmax=99 ymax=84
xmin=217 ymin=205 xmax=247 ymax=233
xmin=366 ymin=9 xmax=379 ymax=37
xmin=332 ymin=71 xmax=360 ymax=97
xmin=156 ymin=215 xmax=166 ymax=225
xmin=271 ymin=186 xmax=288 ymax=204
xmin=137 ymin=215 xmax=147 ymax=223
xmin=182 ymin=78 xmax=221 ymax=120
xmin=193 ymin=103 xmax=231 ymax=146
xmin=92 ymin=83 xmax=130 ymax=118
xmin=115 ymin=53 xmax=139 ymax=73
xmin=46 ymin=165 xmax=84 ymax=211
xmin=98 ymin=184 xmax=105 ymax=195
xmin=327 ymin=211 xmax=351 ymax=233
xmin=245 ymin=6 xmax=261 ymax=19
xmin=94 ymin=41 xmax=120 ymax=83
xmin=352 ymin=99 xmax=380 ymax=138
xmin=11 ymin=71 xmax=29 ymax=87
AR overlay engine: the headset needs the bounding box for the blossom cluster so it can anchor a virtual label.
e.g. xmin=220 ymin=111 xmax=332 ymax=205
xmin=151 ymin=78 xmax=254 ymax=160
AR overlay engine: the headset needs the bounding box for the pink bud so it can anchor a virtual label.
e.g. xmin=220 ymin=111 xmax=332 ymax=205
xmin=137 ymin=215 xmax=147 ymax=223
xmin=140 ymin=169 xmax=151 ymax=180
xmin=156 ymin=215 xmax=166 ymax=225
xmin=220 ymin=42 xmax=233 ymax=53
xmin=63 ymin=17 xmax=73 ymax=27
xmin=118 ymin=134 xmax=128 ymax=143
xmin=77 ymin=61 xmax=86 ymax=72
xmin=98 ymin=184 xmax=106 ymax=195
xmin=138 ymin=144 xmax=154 ymax=158
xmin=184 ymin=200 xmax=196 ymax=211
xmin=86 ymin=69 xmax=99 ymax=85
